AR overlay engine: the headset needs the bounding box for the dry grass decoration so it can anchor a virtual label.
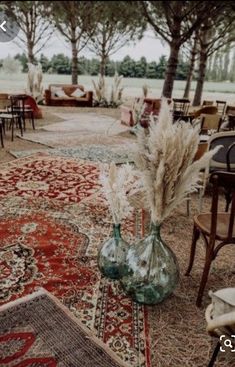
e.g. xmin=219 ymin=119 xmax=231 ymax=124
xmin=92 ymin=73 xmax=123 ymax=108
xmin=99 ymin=162 xmax=139 ymax=225
xmin=134 ymin=99 xmax=220 ymax=225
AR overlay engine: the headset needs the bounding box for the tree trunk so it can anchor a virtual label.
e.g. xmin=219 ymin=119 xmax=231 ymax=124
xmin=100 ymin=55 xmax=107 ymax=77
xmin=193 ymin=49 xmax=207 ymax=106
xmin=162 ymin=41 xmax=180 ymax=98
xmin=71 ymin=37 xmax=78 ymax=85
xmin=183 ymin=36 xmax=197 ymax=99
xmin=100 ymin=26 xmax=107 ymax=78
xmin=27 ymin=39 xmax=34 ymax=64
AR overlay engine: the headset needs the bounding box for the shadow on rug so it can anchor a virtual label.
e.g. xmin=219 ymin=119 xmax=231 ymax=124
xmin=0 ymin=288 xmax=129 ymax=367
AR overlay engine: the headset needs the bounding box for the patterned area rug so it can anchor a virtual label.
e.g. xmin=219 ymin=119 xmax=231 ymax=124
xmin=18 ymin=112 xmax=132 ymax=148
xmin=0 ymin=196 xmax=150 ymax=367
xmin=41 ymin=113 xmax=129 ymax=136
xmin=18 ymin=131 xmax=133 ymax=148
xmin=9 ymin=144 xmax=135 ymax=164
xmin=0 ymin=154 xmax=100 ymax=203
xmin=0 ymin=288 xmax=129 ymax=367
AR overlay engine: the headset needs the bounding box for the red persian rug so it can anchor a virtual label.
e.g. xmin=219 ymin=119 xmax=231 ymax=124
xmin=0 ymin=154 xmax=100 ymax=203
xmin=0 ymin=197 xmax=151 ymax=367
xmin=0 ymin=288 xmax=129 ymax=367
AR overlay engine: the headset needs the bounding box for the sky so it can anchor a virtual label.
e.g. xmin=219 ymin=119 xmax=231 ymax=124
xmin=0 ymin=30 xmax=169 ymax=62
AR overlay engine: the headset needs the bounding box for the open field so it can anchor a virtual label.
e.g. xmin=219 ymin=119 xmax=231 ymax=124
xmin=0 ymin=72 xmax=235 ymax=103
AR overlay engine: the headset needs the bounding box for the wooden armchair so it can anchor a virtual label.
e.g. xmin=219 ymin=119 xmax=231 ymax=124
xmin=185 ymin=171 xmax=235 ymax=307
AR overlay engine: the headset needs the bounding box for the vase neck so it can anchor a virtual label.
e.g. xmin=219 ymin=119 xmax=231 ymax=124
xmin=150 ymin=223 xmax=161 ymax=236
xmin=113 ymin=224 xmax=121 ymax=239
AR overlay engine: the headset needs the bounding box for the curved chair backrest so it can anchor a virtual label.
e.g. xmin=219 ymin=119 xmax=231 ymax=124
xmin=202 ymin=100 xmax=214 ymax=106
xmin=226 ymin=105 xmax=235 ymax=116
xmin=194 ymin=106 xmax=218 ymax=118
xmin=208 ymin=131 xmax=235 ymax=170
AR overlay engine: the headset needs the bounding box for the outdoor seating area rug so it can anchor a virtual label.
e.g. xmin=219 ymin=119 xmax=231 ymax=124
xmin=9 ymin=143 xmax=135 ymax=164
xmin=0 ymin=196 xmax=151 ymax=367
xmin=0 ymin=288 xmax=129 ymax=367
xmin=0 ymin=153 xmax=101 ymax=203
xmin=41 ymin=112 xmax=129 ymax=136
xmin=17 ymin=130 xmax=134 ymax=148
xmin=17 ymin=111 xmax=133 ymax=148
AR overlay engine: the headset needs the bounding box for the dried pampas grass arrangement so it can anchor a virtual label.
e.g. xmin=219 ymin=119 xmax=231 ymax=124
xmin=100 ymin=162 xmax=138 ymax=224
xmin=134 ymin=99 xmax=220 ymax=224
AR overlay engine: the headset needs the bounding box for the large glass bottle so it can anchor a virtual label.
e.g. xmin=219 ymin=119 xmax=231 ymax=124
xmin=98 ymin=224 xmax=129 ymax=280
xmin=121 ymin=223 xmax=179 ymax=305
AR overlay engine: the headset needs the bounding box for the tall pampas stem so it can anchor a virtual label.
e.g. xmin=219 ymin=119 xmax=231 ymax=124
xmin=134 ymin=99 xmax=221 ymax=224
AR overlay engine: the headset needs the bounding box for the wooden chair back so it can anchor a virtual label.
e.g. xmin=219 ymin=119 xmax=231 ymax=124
xmin=216 ymin=100 xmax=227 ymax=116
xmin=226 ymin=105 xmax=235 ymax=116
xmin=173 ymin=98 xmax=190 ymax=116
xmin=202 ymin=100 xmax=214 ymax=106
xmin=200 ymin=114 xmax=222 ymax=133
xmin=208 ymin=131 xmax=235 ymax=170
xmin=209 ymin=171 xmax=235 ymax=241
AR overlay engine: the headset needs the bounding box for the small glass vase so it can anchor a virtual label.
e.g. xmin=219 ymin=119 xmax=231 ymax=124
xmin=121 ymin=223 xmax=179 ymax=305
xmin=98 ymin=223 xmax=129 ymax=280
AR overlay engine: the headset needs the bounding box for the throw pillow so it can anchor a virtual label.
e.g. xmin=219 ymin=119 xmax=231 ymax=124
xmin=71 ymin=89 xmax=86 ymax=98
xmin=54 ymin=88 xmax=69 ymax=98
xmin=209 ymin=288 xmax=235 ymax=318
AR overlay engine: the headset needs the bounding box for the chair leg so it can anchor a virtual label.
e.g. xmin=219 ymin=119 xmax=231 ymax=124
xmin=2 ymin=119 xmax=5 ymax=135
xmin=196 ymin=248 xmax=214 ymax=307
xmin=225 ymin=189 xmax=232 ymax=212
xmin=11 ymin=118 xmax=14 ymax=141
xmin=186 ymin=194 xmax=190 ymax=216
xmin=18 ymin=116 xmax=23 ymax=137
xmin=198 ymin=169 xmax=208 ymax=212
xmin=185 ymin=225 xmax=200 ymax=276
xmin=31 ymin=112 xmax=35 ymax=130
xmin=208 ymin=341 xmax=220 ymax=367
xmin=0 ymin=124 xmax=4 ymax=148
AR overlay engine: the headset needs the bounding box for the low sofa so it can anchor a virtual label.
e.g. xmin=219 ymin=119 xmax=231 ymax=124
xmin=44 ymin=84 xmax=93 ymax=107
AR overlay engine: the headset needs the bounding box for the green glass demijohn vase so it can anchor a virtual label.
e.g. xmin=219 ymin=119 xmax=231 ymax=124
xmin=98 ymin=223 xmax=129 ymax=280
xmin=121 ymin=223 xmax=179 ymax=305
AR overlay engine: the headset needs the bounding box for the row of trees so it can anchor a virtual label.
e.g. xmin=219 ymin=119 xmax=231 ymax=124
xmin=2 ymin=1 xmax=235 ymax=105
xmin=11 ymin=53 xmax=191 ymax=80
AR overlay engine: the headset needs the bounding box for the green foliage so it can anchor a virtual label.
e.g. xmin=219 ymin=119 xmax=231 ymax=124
xmin=50 ymin=54 xmax=71 ymax=74
xmin=14 ymin=53 xmax=28 ymax=72
xmin=11 ymin=52 xmax=192 ymax=80
xmin=39 ymin=54 xmax=50 ymax=73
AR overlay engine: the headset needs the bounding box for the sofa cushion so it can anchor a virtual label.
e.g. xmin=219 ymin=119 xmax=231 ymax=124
xmin=54 ymin=88 xmax=69 ymax=98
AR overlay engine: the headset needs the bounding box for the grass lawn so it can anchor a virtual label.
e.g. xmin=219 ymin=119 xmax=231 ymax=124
xmin=1 ymin=72 xmax=235 ymax=103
